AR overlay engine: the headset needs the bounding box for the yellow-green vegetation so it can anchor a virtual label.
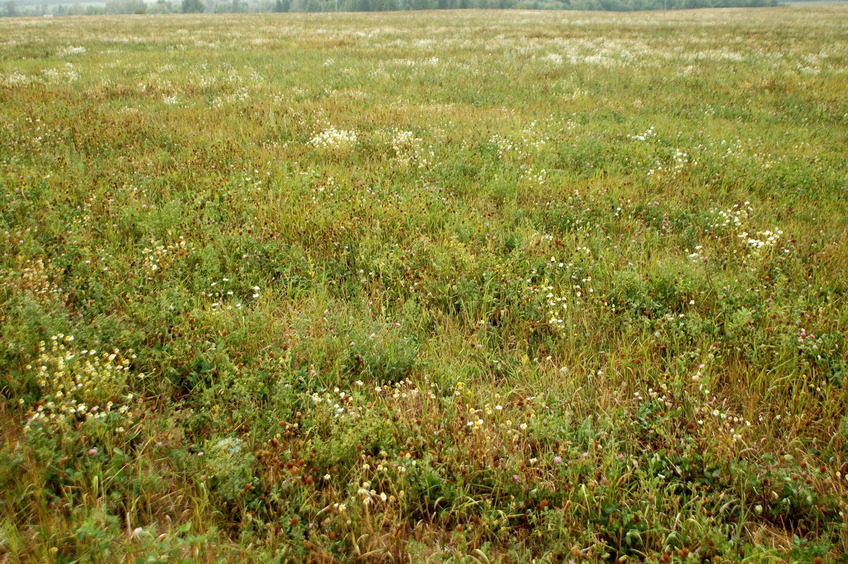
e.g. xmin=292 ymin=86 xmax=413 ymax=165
xmin=1 ymin=8 xmax=847 ymax=562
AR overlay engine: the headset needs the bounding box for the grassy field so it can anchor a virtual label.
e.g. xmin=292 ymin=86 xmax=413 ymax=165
xmin=1 ymin=8 xmax=847 ymax=562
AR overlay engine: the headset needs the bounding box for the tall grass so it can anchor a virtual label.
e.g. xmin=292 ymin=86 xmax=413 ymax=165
xmin=1 ymin=8 xmax=847 ymax=561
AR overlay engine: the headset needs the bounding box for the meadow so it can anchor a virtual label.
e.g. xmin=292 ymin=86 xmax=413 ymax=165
xmin=1 ymin=7 xmax=847 ymax=562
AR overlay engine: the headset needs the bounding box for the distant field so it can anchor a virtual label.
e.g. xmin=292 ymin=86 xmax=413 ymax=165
xmin=782 ymin=0 xmax=848 ymax=8
xmin=782 ymin=1 xmax=848 ymax=5
xmin=1 ymin=8 xmax=847 ymax=562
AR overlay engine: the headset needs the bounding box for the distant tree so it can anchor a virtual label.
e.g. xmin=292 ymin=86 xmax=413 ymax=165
xmin=106 ymin=0 xmax=147 ymax=13
xmin=182 ymin=0 xmax=204 ymax=11
xmin=67 ymin=2 xmax=106 ymax=16
xmin=148 ymin=0 xmax=174 ymax=13
xmin=274 ymin=0 xmax=290 ymax=11
xmin=2 ymin=1 xmax=18 ymax=16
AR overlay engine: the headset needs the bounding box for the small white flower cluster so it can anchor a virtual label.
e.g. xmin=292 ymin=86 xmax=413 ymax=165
xmin=490 ymin=134 xmax=528 ymax=162
xmin=309 ymin=386 xmax=358 ymax=419
xmin=706 ymin=203 xmax=752 ymax=239
xmin=686 ymin=245 xmax=707 ymax=263
xmin=207 ymin=278 xmax=261 ymax=310
xmin=311 ymin=175 xmax=338 ymax=203
xmin=628 ymin=126 xmax=656 ymax=142
xmin=521 ymin=120 xmax=550 ymax=151
xmin=571 ymin=275 xmax=594 ymax=299
xmin=23 ymin=335 xmax=139 ymax=434
xmin=671 ymin=148 xmax=693 ymax=171
xmin=522 ymin=167 xmax=547 ymax=185
xmin=388 ymin=129 xmax=431 ymax=169
xmin=704 ymin=202 xmax=789 ymax=260
xmin=634 ymin=383 xmax=674 ymax=410
xmin=211 ymin=87 xmax=250 ymax=108
xmin=57 ymin=45 xmax=86 ymax=56
xmin=42 ymin=63 xmax=79 ymax=84
xmin=17 ymin=258 xmax=64 ymax=298
xmin=2 ymin=71 xmax=33 ymax=87
xmin=310 ymin=127 xmax=358 ymax=151
xmin=142 ymin=237 xmax=188 ymax=273
xmin=387 ymin=57 xmax=440 ymax=68
xmin=648 ymin=148 xmax=695 ymax=178
xmin=357 ymin=480 xmax=399 ymax=507
xmin=710 ymin=408 xmax=751 ymax=444
xmin=526 ymin=278 xmax=569 ymax=332
xmin=542 ymin=53 xmax=564 ymax=65
xmin=740 ymin=228 xmax=783 ymax=251
xmin=689 ymin=390 xmax=753 ymax=445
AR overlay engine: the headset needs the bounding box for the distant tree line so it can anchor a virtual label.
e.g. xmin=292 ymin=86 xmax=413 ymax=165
xmin=1 ymin=0 xmax=779 ymax=17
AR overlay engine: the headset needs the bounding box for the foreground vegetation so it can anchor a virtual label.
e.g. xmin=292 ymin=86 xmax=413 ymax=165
xmin=1 ymin=8 xmax=847 ymax=562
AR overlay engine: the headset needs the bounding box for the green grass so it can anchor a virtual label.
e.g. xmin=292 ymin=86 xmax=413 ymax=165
xmin=1 ymin=8 xmax=847 ymax=562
